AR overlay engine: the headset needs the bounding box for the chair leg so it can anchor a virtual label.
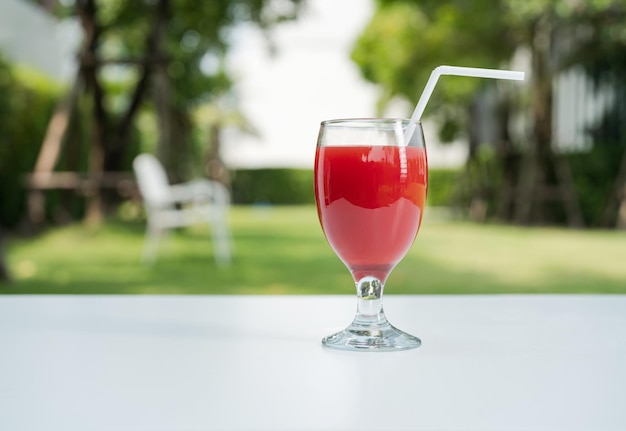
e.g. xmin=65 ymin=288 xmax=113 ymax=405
xmin=211 ymin=220 xmax=231 ymax=266
xmin=142 ymin=224 xmax=162 ymax=265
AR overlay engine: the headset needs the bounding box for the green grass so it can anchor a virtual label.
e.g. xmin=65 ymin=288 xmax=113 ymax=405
xmin=3 ymin=205 xmax=626 ymax=294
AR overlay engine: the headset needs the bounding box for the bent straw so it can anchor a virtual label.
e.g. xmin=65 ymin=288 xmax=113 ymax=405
xmin=405 ymin=65 xmax=525 ymax=142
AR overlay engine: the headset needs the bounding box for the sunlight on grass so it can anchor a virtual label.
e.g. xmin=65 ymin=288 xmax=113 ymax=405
xmin=407 ymin=217 xmax=626 ymax=293
xmin=4 ymin=206 xmax=626 ymax=294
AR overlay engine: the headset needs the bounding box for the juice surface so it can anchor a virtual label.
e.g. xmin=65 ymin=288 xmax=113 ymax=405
xmin=315 ymin=145 xmax=427 ymax=279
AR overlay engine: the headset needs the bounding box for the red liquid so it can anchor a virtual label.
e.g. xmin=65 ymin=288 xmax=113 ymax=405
xmin=315 ymin=145 xmax=428 ymax=282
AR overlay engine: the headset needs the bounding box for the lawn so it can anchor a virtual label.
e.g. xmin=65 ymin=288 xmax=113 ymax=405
xmin=3 ymin=205 xmax=626 ymax=294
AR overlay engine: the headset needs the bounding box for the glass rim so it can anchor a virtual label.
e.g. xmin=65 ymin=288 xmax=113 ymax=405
xmin=320 ymin=118 xmax=421 ymax=127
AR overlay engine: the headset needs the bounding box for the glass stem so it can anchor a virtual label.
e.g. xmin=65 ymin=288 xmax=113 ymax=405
xmin=354 ymin=276 xmax=388 ymax=326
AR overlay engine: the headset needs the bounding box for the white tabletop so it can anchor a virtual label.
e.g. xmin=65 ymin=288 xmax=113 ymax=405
xmin=0 ymin=294 xmax=625 ymax=431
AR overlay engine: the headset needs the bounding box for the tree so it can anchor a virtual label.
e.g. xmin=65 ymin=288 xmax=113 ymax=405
xmin=351 ymin=0 xmax=519 ymax=222
xmin=194 ymin=100 xmax=259 ymax=187
xmin=27 ymin=0 xmax=305 ymax=223
xmin=571 ymin=4 xmax=626 ymax=227
xmin=352 ymin=0 xmax=515 ymax=139
xmin=352 ymin=0 xmax=626 ymax=226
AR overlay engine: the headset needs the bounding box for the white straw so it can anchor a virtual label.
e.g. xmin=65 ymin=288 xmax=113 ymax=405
xmin=405 ymin=65 xmax=524 ymax=142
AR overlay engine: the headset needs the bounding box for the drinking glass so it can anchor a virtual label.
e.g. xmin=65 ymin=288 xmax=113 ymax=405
xmin=314 ymin=118 xmax=427 ymax=351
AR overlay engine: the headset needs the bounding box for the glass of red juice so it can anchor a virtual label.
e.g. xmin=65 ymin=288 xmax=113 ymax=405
xmin=314 ymin=118 xmax=427 ymax=351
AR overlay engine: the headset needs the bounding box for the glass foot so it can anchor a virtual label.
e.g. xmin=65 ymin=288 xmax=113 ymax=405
xmin=322 ymin=320 xmax=421 ymax=352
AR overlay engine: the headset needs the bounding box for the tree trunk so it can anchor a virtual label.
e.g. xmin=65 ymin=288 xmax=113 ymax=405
xmin=0 ymin=231 xmax=10 ymax=284
xmin=601 ymin=147 xmax=626 ymax=228
xmin=466 ymin=98 xmax=488 ymax=222
xmin=170 ymin=108 xmax=194 ymax=183
xmin=514 ymin=17 xmax=583 ymax=227
xmin=495 ymin=93 xmax=519 ymax=222
xmin=515 ymin=18 xmax=552 ymax=224
xmin=154 ymin=67 xmax=172 ymax=176
xmin=153 ymin=0 xmax=173 ymax=178
xmin=206 ymin=124 xmax=231 ymax=187
xmin=27 ymin=76 xmax=81 ymax=226
xmin=77 ymin=0 xmax=108 ymax=226
xmin=84 ymin=0 xmax=173 ymax=218
xmin=111 ymin=0 xmax=169 ymax=172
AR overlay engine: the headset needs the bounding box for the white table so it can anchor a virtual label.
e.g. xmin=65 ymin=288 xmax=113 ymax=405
xmin=0 ymin=295 xmax=625 ymax=431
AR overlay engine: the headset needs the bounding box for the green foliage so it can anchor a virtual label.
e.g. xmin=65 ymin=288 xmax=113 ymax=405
xmin=354 ymin=0 xmax=626 ymax=226
xmin=353 ymin=0 xmax=516 ymax=122
xmin=426 ymin=168 xmax=461 ymax=207
xmin=503 ymin=0 xmax=626 ymax=28
xmin=231 ymin=169 xmax=315 ymax=205
xmin=568 ymin=144 xmax=624 ymax=226
xmin=96 ymin=0 xmax=306 ymax=182
xmin=1 ymin=0 xmax=307 ymax=229
xmin=97 ymin=0 xmax=304 ymax=111
xmin=434 ymin=145 xmax=626 ymax=227
xmin=0 ymin=59 xmax=63 ymax=228
xmin=352 ymin=0 xmax=626 ymax=129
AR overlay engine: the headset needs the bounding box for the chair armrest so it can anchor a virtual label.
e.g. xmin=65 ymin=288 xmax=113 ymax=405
xmin=167 ymin=179 xmax=227 ymax=205
xmin=167 ymin=183 xmax=200 ymax=203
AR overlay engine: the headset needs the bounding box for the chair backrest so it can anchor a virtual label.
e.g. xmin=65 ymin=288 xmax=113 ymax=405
xmin=133 ymin=154 xmax=171 ymax=208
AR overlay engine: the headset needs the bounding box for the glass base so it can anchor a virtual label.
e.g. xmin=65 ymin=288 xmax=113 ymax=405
xmin=322 ymin=319 xmax=421 ymax=352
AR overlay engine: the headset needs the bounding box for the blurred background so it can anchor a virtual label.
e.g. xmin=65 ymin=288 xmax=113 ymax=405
xmin=1 ymin=0 xmax=625 ymax=294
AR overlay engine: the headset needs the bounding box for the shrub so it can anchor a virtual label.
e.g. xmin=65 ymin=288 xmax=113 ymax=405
xmin=427 ymin=168 xmax=462 ymax=207
xmin=567 ymin=143 xmax=624 ymax=226
xmin=0 ymin=60 xmax=63 ymax=228
xmin=229 ymin=167 xmax=462 ymax=207
xmin=230 ymin=168 xmax=315 ymax=205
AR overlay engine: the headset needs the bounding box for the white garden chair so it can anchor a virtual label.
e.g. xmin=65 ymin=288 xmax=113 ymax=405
xmin=132 ymin=153 xmax=232 ymax=265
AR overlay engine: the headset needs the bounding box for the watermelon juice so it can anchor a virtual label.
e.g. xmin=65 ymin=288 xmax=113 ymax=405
xmin=314 ymin=145 xmax=428 ymax=282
